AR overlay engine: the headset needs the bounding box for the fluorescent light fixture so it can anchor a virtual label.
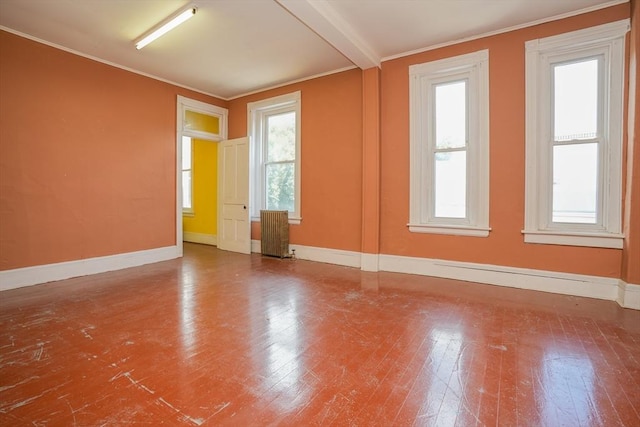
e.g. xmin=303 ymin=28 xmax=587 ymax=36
xmin=135 ymin=6 xmax=197 ymax=50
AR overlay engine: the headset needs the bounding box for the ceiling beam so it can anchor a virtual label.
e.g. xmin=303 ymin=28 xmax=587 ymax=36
xmin=275 ymin=0 xmax=380 ymax=69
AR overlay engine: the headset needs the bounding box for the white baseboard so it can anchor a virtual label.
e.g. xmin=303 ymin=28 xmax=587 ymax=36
xmin=0 ymin=245 xmax=181 ymax=292
xmin=183 ymin=232 xmax=217 ymax=246
xmin=379 ymin=254 xmax=621 ymax=302
xmin=291 ymin=244 xmax=361 ymax=268
xmin=5 ymin=238 xmax=636 ymax=311
xmin=251 ymin=240 xmax=361 ymax=268
xmin=617 ymin=282 xmax=640 ymax=310
xmin=250 ymin=241 xmax=637 ymax=308
xmin=361 ymin=253 xmax=379 ymax=272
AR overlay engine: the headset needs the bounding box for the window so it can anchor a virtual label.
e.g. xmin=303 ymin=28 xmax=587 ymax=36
xmin=248 ymin=91 xmax=301 ymax=224
xmin=181 ymin=136 xmax=193 ymax=213
xmin=524 ymin=20 xmax=628 ymax=249
xmin=409 ymin=49 xmax=490 ymax=236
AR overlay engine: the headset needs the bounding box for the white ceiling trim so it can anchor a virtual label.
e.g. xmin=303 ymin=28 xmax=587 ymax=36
xmin=0 ymin=25 xmax=226 ymax=100
xmin=227 ymin=65 xmax=358 ymax=101
xmin=1 ymin=24 xmax=359 ymax=102
xmin=276 ymin=0 xmax=380 ymax=69
xmin=381 ymin=0 xmax=629 ymax=62
xmin=2 ymin=0 xmax=627 ymax=98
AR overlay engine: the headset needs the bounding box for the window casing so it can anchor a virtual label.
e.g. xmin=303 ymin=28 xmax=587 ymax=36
xmin=409 ymin=49 xmax=490 ymax=237
xmin=524 ymin=20 xmax=629 ymax=249
xmin=181 ymin=136 xmax=193 ymax=214
xmin=248 ymin=91 xmax=301 ymax=224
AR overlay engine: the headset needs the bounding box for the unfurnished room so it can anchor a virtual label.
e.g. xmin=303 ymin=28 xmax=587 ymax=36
xmin=0 ymin=0 xmax=639 ymax=425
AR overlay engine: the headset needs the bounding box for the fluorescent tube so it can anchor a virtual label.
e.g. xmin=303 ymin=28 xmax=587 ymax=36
xmin=136 ymin=7 xmax=197 ymax=50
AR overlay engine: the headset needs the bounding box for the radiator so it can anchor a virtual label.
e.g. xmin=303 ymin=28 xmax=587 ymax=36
xmin=260 ymin=210 xmax=289 ymax=258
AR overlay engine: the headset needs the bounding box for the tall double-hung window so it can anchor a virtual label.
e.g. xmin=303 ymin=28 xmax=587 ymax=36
xmin=524 ymin=20 xmax=628 ymax=249
xmin=409 ymin=49 xmax=490 ymax=236
xmin=248 ymin=91 xmax=301 ymax=224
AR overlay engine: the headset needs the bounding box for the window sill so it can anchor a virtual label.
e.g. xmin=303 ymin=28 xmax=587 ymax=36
xmin=182 ymin=211 xmax=194 ymax=218
xmin=408 ymin=223 xmax=490 ymax=237
xmin=522 ymin=230 xmax=623 ymax=249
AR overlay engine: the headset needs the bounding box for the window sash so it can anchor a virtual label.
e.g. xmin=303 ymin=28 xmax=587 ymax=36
xmin=260 ymin=109 xmax=297 ymax=214
xmin=523 ymin=19 xmax=628 ymax=249
xmin=181 ymin=137 xmax=193 ymax=213
xmin=547 ymin=139 xmax=603 ymax=229
xmin=264 ymin=161 xmax=295 ymax=212
xmin=409 ymin=49 xmax=490 ymax=237
xmin=430 ymin=78 xmax=469 ymax=220
xmin=423 ymin=74 xmax=474 ymax=227
xmin=547 ymin=54 xmax=605 ymax=229
xmin=248 ymin=91 xmax=301 ymax=223
xmin=541 ymin=51 xmax=609 ymax=233
xmin=431 ymin=148 xmax=467 ymax=219
xmin=265 ymin=111 xmax=296 ymax=164
xmin=551 ymin=56 xmax=604 ymax=142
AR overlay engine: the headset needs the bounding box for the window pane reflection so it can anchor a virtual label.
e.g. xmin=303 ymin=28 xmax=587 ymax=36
xmin=541 ymin=349 xmax=595 ymax=425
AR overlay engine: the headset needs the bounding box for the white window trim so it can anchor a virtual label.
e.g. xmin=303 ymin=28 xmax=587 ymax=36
xmin=248 ymin=91 xmax=302 ymax=225
xmin=523 ymin=20 xmax=629 ymax=249
xmin=181 ymin=136 xmax=194 ymax=215
xmin=176 ymin=97 xmax=228 ymax=217
xmin=177 ymin=96 xmax=228 ymax=142
xmin=175 ymin=96 xmax=228 ymax=252
xmin=408 ymin=49 xmax=490 ymax=237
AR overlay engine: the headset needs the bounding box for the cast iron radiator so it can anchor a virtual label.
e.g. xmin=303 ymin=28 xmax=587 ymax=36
xmin=260 ymin=210 xmax=289 ymax=258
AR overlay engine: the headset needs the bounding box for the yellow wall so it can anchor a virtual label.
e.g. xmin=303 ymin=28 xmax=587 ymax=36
xmin=183 ymin=139 xmax=217 ymax=236
xmin=184 ymin=110 xmax=220 ymax=134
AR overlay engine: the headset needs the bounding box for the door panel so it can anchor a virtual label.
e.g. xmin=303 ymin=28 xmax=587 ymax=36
xmin=217 ymin=137 xmax=250 ymax=254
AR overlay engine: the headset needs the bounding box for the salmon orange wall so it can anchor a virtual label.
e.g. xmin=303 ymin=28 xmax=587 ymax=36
xmin=183 ymin=139 xmax=218 ymax=236
xmin=228 ymin=69 xmax=363 ymax=252
xmin=622 ymin=0 xmax=640 ymax=284
xmin=0 ymin=31 xmax=226 ymax=270
xmin=379 ymin=4 xmax=631 ymax=278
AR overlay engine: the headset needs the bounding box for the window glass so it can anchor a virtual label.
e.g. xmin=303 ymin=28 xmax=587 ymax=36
xmin=266 ymin=163 xmax=295 ymax=212
xmin=435 ymin=80 xmax=467 ymax=149
xmin=181 ymin=136 xmax=192 ymax=211
xmin=434 ymin=151 xmax=466 ymax=218
xmin=553 ymin=59 xmax=599 ymax=141
xmin=551 ymin=58 xmax=600 ymax=225
xmin=552 ymin=143 xmax=598 ymax=224
xmin=181 ymin=136 xmax=191 ymax=170
xmin=184 ymin=110 xmax=219 ymax=134
xmin=267 ymin=112 xmax=296 ymax=162
xmin=182 ymin=171 xmax=192 ymax=210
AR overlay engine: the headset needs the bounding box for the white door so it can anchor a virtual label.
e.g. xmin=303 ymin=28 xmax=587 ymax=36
xmin=217 ymin=137 xmax=251 ymax=254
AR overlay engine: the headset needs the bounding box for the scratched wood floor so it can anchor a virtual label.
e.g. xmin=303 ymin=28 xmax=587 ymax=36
xmin=1 ymin=243 xmax=639 ymax=426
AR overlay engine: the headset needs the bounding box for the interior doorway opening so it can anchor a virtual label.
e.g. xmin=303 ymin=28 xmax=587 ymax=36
xmin=176 ymin=96 xmax=228 ymax=255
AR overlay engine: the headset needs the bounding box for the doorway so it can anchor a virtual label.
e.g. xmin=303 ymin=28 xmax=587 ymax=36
xmin=176 ymin=96 xmax=228 ymax=255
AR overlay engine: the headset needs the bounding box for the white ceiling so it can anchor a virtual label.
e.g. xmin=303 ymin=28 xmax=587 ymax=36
xmin=0 ymin=0 xmax=627 ymax=100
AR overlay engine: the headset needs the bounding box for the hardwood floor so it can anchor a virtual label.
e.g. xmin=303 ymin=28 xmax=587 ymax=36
xmin=1 ymin=243 xmax=639 ymax=426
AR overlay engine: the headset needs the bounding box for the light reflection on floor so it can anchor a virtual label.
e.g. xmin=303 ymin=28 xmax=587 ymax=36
xmin=0 ymin=244 xmax=638 ymax=425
